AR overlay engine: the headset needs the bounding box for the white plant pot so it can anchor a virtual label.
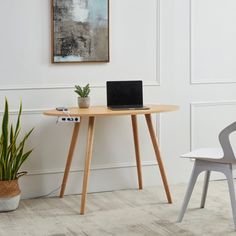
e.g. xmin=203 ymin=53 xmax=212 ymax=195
xmin=78 ymin=97 xmax=90 ymax=108
xmin=0 ymin=195 xmax=20 ymax=212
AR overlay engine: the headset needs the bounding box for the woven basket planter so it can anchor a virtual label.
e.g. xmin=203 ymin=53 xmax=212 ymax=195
xmin=0 ymin=179 xmax=21 ymax=212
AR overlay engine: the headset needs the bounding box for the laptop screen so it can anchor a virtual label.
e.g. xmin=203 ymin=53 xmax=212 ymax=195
xmin=106 ymin=81 xmax=143 ymax=107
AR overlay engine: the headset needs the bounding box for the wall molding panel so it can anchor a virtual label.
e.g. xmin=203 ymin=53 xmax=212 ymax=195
xmin=20 ymin=163 xmax=162 ymax=199
xmin=190 ymin=0 xmax=236 ymax=84
xmin=0 ymin=1 xmax=160 ymax=92
xmin=190 ymin=101 xmax=236 ymax=150
xmin=0 ymin=0 xmax=189 ymax=198
xmin=156 ymin=0 xmax=161 ymax=86
xmin=0 ymin=108 xmax=161 ymax=181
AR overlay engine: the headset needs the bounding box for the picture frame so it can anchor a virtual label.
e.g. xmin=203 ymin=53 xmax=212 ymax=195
xmin=51 ymin=0 xmax=109 ymax=63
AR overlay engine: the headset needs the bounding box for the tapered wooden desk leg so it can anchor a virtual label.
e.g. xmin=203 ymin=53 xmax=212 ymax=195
xmin=80 ymin=116 xmax=95 ymax=215
xmin=131 ymin=115 xmax=143 ymax=190
xmin=145 ymin=114 xmax=172 ymax=203
xmin=60 ymin=121 xmax=81 ymax=198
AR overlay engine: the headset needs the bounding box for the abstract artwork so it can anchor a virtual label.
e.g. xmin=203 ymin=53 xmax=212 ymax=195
xmin=52 ymin=0 xmax=109 ymax=63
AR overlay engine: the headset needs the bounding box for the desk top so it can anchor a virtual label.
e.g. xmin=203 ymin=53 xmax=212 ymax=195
xmin=44 ymin=105 xmax=179 ymax=117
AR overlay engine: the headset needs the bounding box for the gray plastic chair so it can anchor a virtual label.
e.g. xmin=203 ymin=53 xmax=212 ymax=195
xmin=177 ymin=121 xmax=236 ymax=230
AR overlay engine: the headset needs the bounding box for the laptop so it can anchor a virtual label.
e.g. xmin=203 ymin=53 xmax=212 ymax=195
xmin=106 ymin=80 xmax=149 ymax=110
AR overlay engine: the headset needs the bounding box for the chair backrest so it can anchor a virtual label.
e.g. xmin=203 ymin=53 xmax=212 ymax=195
xmin=219 ymin=121 xmax=236 ymax=163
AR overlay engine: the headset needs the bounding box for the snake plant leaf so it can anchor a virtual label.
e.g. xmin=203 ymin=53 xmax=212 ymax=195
xmin=10 ymin=124 xmax=13 ymax=144
xmin=12 ymin=128 xmax=34 ymax=177
xmin=19 ymin=128 xmax=34 ymax=147
xmin=2 ymin=99 xmax=9 ymax=161
xmin=13 ymin=149 xmax=33 ymax=180
xmin=0 ymin=99 xmax=33 ymax=181
xmin=15 ymin=100 xmax=22 ymax=136
xmin=7 ymin=125 xmax=14 ymax=166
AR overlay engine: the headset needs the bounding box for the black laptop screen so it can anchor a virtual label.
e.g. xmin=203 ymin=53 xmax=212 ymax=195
xmin=106 ymin=81 xmax=143 ymax=107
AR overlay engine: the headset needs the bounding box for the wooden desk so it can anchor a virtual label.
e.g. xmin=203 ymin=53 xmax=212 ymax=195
xmin=44 ymin=105 xmax=179 ymax=214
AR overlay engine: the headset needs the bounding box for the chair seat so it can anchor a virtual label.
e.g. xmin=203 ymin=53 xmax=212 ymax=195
xmin=181 ymin=148 xmax=224 ymax=162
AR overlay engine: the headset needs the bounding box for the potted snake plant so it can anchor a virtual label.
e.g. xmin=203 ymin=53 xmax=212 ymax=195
xmin=0 ymin=99 xmax=33 ymax=211
xmin=74 ymin=84 xmax=91 ymax=108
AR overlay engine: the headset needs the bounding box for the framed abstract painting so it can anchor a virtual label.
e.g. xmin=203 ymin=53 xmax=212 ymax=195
xmin=51 ymin=0 xmax=109 ymax=63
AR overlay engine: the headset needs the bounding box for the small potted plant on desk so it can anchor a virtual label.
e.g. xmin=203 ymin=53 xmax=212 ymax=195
xmin=74 ymin=84 xmax=91 ymax=108
xmin=0 ymin=99 xmax=33 ymax=212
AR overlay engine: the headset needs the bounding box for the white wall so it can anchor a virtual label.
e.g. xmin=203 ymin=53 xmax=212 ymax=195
xmin=1 ymin=0 xmax=236 ymax=199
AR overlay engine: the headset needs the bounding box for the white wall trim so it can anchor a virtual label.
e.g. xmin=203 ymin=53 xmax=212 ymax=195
xmin=189 ymin=0 xmax=236 ymax=85
xmin=189 ymin=0 xmax=192 ymax=85
xmin=0 ymin=84 xmax=104 ymax=91
xmin=27 ymin=160 xmax=157 ymax=176
xmin=191 ymin=81 xmax=236 ymax=85
xmin=0 ymin=81 xmax=160 ymax=92
xmin=190 ymin=100 xmax=236 ymax=150
xmin=0 ymin=108 xmax=49 ymax=116
xmin=156 ymin=114 xmax=162 ymax=147
xmin=191 ymin=100 xmax=236 ymax=107
xmin=189 ymin=102 xmax=193 ymax=151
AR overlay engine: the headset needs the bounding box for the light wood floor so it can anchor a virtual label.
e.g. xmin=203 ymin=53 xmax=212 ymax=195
xmin=0 ymin=180 xmax=236 ymax=236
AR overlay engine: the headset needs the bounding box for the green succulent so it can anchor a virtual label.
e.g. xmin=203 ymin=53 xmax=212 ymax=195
xmin=0 ymin=99 xmax=34 ymax=181
xmin=74 ymin=84 xmax=90 ymax=98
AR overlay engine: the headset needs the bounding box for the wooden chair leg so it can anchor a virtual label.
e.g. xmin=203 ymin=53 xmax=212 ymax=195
xmin=177 ymin=161 xmax=201 ymax=222
xmin=80 ymin=116 xmax=96 ymax=215
xmin=131 ymin=115 xmax=143 ymax=190
xmin=200 ymin=170 xmax=211 ymax=208
xmin=145 ymin=114 xmax=172 ymax=203
xmin=60 ymin=121 xmax=81 ymax=198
